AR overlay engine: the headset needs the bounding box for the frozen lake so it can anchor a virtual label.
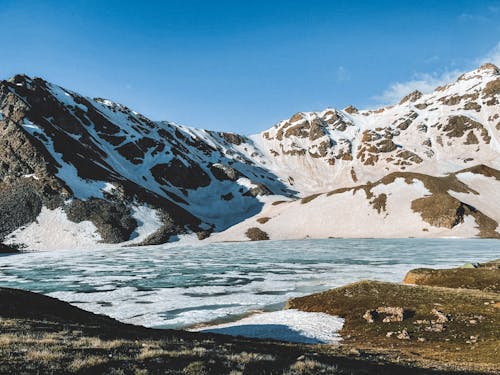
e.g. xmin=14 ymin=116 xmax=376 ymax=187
xmin=0 ymin=238 xmax=498 ymax=331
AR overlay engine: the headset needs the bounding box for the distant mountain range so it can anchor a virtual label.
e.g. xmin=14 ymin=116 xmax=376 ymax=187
xmin=1 ymin=63 xmax=499 ymax=250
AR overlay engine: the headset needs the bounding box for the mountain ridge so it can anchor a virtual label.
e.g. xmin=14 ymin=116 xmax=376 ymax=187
xmin=1 ymin=63 xmax=499 ymax=249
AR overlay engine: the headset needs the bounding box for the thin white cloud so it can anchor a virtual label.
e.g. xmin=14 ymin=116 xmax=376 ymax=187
xmin=372 ymin=41 xmax=500 ymax=106
xmin=373 ymin=70 xmax=461 ymax=105
xmin=479 ymin=41 xmax=500 ymax=66
xmin=458 ymin=13 xmax=489 ymax=22
xmin=336 ymin=66 xmax=350 ymax=82
xmin=423 ymin=55 xmax=440 ymax=64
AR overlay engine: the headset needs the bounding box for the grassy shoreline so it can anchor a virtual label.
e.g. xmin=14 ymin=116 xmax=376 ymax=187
xmin=0 ymin=260 xmax=498 ymax=374
xmin=287 ymin=260 xmax=500 ymax=374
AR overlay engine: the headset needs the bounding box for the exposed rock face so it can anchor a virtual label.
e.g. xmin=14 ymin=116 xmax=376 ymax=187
xmin=209 ymin=163 xmax=240 ymax=181
xmin=399 ymin=90 xmax=423 ymax=104
xmin=0 ymin=181 xmax=42 ymax=241
xmin=441 ymin=115 xmax=490 ymax=143
xmin=150 ymin=160 xmax=210 ymax=189
xmin=344 ymin=105 xmax=359 ymax=114
xmin=218 ymin=132 xmax=245 ymax=145
xmin=0 ymin=243 xmax=19 ymax=253
xmin=138 ymin=213 xmax=179 ymax=246
xmin=65 ymin=199 xmax=137 ymax=243
xmin=257 ymin=63 xmax=499 ymax=197
xmin=363 ymin=306 xmax=409 ymax=323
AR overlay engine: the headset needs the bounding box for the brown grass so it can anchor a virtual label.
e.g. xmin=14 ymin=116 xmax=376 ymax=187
xmin=26 ymin=349 xmax=64 ymax=363
xmin=300 ymin=193 xmax=322 ymax=204
xmin=68 ymin=355 xmax=108 ymax=371
xmin=403 ymin=266 xmax=499 ymax=293
xmin=287 ymin=280 xmax=500 ymax=372
xmin=271 ymin=200 xmax=287 ymax=206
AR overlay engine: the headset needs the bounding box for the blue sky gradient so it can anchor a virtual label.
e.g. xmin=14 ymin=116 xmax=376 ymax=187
xmin=1 ymin=0 xmax=499 ymax=133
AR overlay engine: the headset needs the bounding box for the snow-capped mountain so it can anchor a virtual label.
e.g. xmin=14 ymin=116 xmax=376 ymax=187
xmin=1 ymin=64 xmax=499 ymax=250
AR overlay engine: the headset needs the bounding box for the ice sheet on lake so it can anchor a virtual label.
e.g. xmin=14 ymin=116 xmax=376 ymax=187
xmin=0 ymin=238 xmax=498 ymax=330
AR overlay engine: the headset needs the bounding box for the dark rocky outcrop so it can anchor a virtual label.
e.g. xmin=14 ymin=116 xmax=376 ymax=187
xmin=0 ymin=243 xmax=20 ymax=253
xmin=218 ymin=132 xmax=246 ymax=145
xmin=150 ymin=160 xmax=211 ymax=189
xmin=243 ymin=182 xmax=272 ymax=197
xmin=65 ymin=199 xmax=137 ymax=243
xmin=0 ymin=74 xmax=295 ymax=245
xmin=209 ymin=164 xmax=240 ymax=181
xmin=245 ymin=227 xmax=269 ymax=241
xmin=0 ymin=181 xmax=43 ymax=241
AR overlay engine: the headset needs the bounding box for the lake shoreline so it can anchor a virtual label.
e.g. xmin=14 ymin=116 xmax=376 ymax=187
xmin=0 ymin=278 xmax=496 ymax=374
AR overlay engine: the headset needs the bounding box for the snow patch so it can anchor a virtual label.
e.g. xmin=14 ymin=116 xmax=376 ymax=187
xmin=193 ymin=309 xmax=344 ymax=344
xmin=5 ymin=207 xmax=102 ymax=251
xmin=22 ymin=173 xmax=39 ymax=180
xmin=127 ymin=205 xmax=163 ymax=244
xmin=450 ymin=172 xmax=500 ymax=228
xmin=211 ymin=177 xmax=483 ymax=241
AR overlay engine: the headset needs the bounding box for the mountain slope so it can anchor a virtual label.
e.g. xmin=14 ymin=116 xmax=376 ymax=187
xmin=212 ymin=64 xmax=500 ymax=241
xmin=211 ymin=165 xmax=500 ymax=241
xmin=250 ymin=63 xmax=500 ymax=194
xmin=1 ymin=64 xmax=499 ymax=249
xmin=0 ymin=75 xmax=293 ymax=249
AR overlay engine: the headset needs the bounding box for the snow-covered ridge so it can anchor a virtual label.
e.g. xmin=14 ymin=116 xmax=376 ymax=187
xmin=253 ymin=63 xmax=500 ymax=194
xmin=0 ymin=64 xmax=499 ymax=250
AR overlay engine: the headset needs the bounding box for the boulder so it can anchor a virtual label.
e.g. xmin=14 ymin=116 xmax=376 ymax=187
xmin=0 ymin=243 xmax=20 ymax=253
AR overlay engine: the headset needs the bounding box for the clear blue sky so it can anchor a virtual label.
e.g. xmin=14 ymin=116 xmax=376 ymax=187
xmin=1 ymin=0 xmax=499 ymax=133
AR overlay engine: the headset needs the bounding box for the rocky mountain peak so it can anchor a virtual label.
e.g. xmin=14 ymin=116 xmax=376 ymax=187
xmin=477 ymin=62 xmax=500 ymax=75
xmin=344 ymin=105 xmax=359 ymax=114
xmin=6 ymin=73 xmax=33 ymax=86
xmin=399 ymin=90 xmax=423 ymax=105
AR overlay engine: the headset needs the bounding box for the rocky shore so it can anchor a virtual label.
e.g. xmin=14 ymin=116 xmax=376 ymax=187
xmin=287 ymin=259 xmax=500 ymax=374
xmin=0 ymin=260 xmax=498 ymax=374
